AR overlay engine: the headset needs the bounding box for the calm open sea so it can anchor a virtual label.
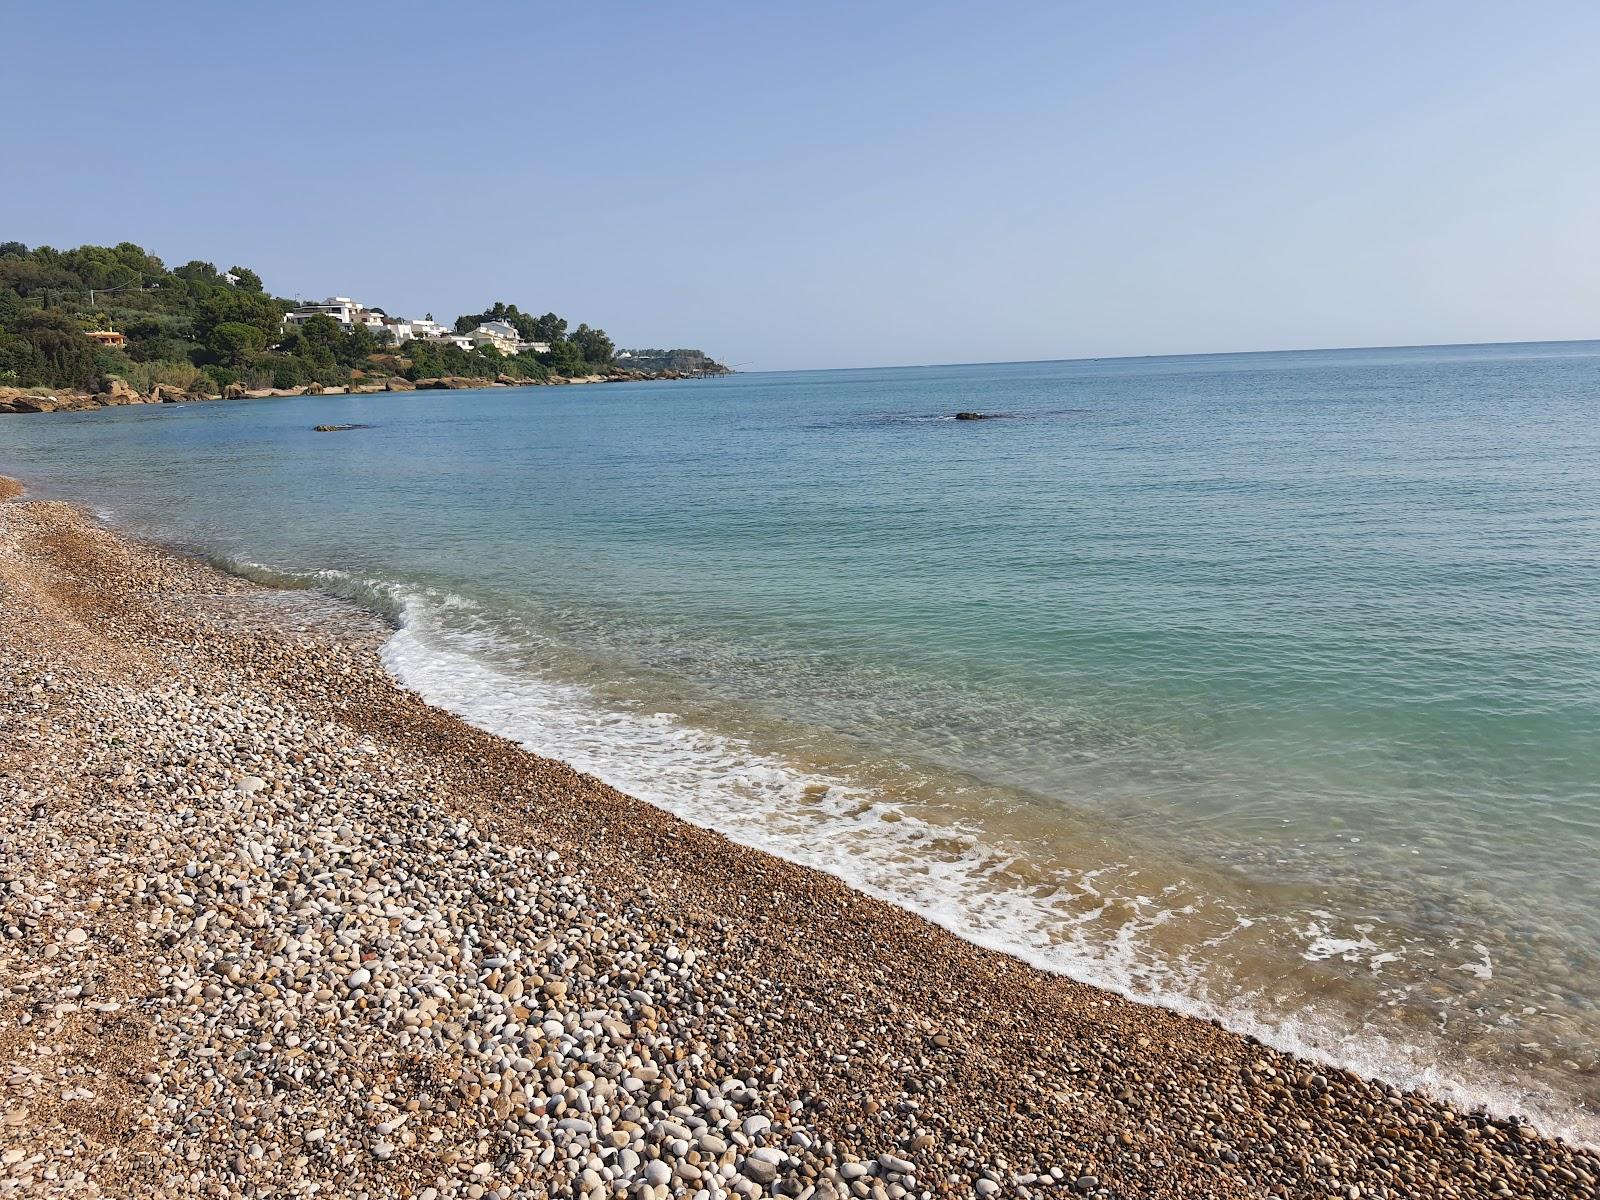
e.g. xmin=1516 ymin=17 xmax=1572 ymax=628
xmin=5 ymin=343 xmax=1598 ymax=1141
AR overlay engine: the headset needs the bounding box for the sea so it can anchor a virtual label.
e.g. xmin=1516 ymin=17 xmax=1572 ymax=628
xmin=4 ymin=342 xmax=1597 ymax=1143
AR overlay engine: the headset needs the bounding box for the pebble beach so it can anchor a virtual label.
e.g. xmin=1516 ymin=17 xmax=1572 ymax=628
xmin=2 ymin=482 xmax=1596 ymax=1200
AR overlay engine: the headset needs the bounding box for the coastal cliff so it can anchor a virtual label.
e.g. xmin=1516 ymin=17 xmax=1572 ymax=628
xmin=1 ymin=482 xmax=1596 ymax=1199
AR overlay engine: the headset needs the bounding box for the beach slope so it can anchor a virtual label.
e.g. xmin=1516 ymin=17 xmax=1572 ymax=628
xmin=0 ymin=485 xmax=1593 ymax=1199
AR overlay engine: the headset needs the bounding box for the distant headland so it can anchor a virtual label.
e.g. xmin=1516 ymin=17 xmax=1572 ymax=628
xmin=0 ymin=240 xmax=730 ymax=414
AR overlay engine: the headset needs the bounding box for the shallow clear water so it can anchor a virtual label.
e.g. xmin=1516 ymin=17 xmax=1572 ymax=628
xmin=5 ymin=343 xmax=1599 ymax=1141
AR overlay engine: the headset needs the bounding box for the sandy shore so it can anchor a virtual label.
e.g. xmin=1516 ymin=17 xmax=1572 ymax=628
xmin=0 ymin=483 xmax=1594 ymax=1200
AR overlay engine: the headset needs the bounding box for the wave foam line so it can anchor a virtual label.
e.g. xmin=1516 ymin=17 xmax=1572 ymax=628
xmin=378 ymin=589 xmax=1596 ymax=1147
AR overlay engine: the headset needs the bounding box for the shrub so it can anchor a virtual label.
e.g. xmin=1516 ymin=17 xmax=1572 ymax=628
xmin=123 ymin=359 xmax=208 ymax=396
xmin=271 ymin=358 xmax=305 ymax=389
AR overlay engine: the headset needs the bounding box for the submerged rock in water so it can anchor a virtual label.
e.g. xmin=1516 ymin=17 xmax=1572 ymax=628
xmin=955 ymin=411 xmax=987 ymax=420
xmin=313 ymin=423 xmax=365 ymax=432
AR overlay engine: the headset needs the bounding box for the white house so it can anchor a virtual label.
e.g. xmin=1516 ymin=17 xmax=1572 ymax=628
xmin=429 ymin=333 xmax=477 ymax=351
xmin=409 ymin=318 xmax=450 ymax=340
xmin=519 ymin=340 xmax=551 ymax=355
xmin=285 ymin=297 xmax=362 ymax=328
xmin=468 ymin=321 xmax=520 ymax=357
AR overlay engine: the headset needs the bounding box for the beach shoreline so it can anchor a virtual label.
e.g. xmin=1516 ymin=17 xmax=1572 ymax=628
xmin=0 ymin=368 xmax=717 ymax=416
xmin=1 ymin=478 xmax=1595 ymax=1199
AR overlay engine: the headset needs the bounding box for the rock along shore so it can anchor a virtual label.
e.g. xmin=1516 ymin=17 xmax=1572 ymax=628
xmin=0 ymin=483 xmax=1595 ymax=1200
xmin=0 ymin=368 xmax=711 ymax=415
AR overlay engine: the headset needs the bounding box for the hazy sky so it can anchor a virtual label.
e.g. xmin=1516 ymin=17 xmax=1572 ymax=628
xmin=6 ymin=2 xmax=1597 ymax=370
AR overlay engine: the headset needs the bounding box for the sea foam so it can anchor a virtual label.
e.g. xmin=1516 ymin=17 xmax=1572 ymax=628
xmin=378 ymin=586 xmax=1597 ymax=1148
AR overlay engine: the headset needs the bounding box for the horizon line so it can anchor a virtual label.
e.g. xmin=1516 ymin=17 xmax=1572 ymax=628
xmin=742 ymin=336 xmax=1600 ymax=376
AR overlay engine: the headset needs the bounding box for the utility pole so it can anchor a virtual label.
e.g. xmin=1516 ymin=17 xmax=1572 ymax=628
xmin=87 ymin=268 xmax=142 ymax=310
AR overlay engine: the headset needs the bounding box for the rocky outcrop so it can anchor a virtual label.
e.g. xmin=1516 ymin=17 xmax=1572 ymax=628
xmin=3 ymin=383 xmax=150 ymax=412
xmin=0 ymin=361 xmax=701 ymax=415
xmin=13 ymin=389 xmax=120 ymax=412
xmin=414 ymin=375 xmax=487 ymax=390
xmin=546 ymin=371 xmax=647 ymax=385
xmin=0 ymin=389 xmax=61 ymax=414
xmin=95 ymin=376 xmax=143 ymax=406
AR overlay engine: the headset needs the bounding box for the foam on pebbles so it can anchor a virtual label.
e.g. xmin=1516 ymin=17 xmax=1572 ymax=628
xmin=2 ymin=489 xmax=1599 ymax=1200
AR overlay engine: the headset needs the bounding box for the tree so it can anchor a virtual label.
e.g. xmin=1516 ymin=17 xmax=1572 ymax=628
xmin=228 ymin=265 xmax=264 ymax=292
xmin=0 ymin=329 xmax=40 ymax=384
xmin=341 ymin=322 xmax=378 ymax=365
xmin=207 ymin=321 xmax=268 ymax=367
xmin=194 ymin=288 xmax=284 ymax=343
xmin=0 ymin=287 xmax=25 ymax=325
xmin=530 ymin=312 xmax=568 ymax=343
xmin=542 ymin=339 xmax=586 ymax=375
xmin=111 ymin=242 xmax=163 ymax=277
xmin=291 ymin=314 xmax=344 ymax=367
xmin=127 ymin=332 xmax=194 ymax=364
xmin=57 ymin=243 xmax=153 ymax=292
xmin=174 ymin=260 xmax=221 ymax=284
xmin=457 ymin=303 xmax=508 ymax=332
xmin=569 ymin=323 xmax=614 ymax=365
xmin=6 ymin=310 xmax=99 ymax=389
xmin=0 ymin=256 xmax=81 ymax=299
xmin=267 ymin=356 xmax=305 ymax=389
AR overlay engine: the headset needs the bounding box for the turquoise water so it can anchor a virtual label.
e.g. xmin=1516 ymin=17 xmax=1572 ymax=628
xmin=4 ymin=343 xmax=1599 ymax=1141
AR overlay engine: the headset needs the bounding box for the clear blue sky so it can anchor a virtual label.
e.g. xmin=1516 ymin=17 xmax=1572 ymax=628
xmin=5 ymin=1 xmax=1597 ymax=370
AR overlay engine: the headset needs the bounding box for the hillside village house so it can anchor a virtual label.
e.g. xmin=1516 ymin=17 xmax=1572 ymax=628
xmin=467 ymin=320 xmax=520 ymax=356
xmin=86 ymin=330 xmax=126 ymax=347
xmin=282 ymin=299 xmax=548 ymax=356
xmin=408 ymin=318 xmax=450 ymax=340
xmin=284 ymin=297 xmax=362 ymax=328
xmin=286 ymin=299 xmax=423 ymax=346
